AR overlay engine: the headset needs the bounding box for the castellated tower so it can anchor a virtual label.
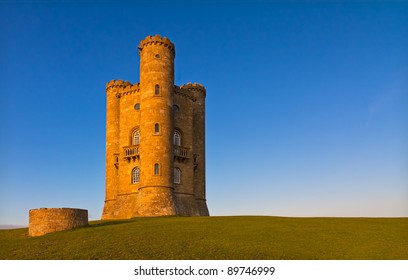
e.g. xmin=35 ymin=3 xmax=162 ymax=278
xmin=102 ymin=35 xmax=209 ymax=219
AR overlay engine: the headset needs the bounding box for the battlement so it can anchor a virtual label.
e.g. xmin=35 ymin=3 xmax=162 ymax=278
xmin=174 ymin=85 xmax=195 ymax=101
xmin=106 ymin=80 xmax=140 ymax=97
xmin=138 ymin=34 xmax=175 ymax=56
xmin=106 ymin=80 xmax=132 ymax=90
xmin=180 ymin=82 xmax=206 ymax=96
xmin=121 ymin=83 xmax=140 ymax=96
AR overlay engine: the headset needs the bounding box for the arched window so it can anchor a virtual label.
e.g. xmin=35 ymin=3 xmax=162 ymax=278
xmin=155 ymin=84 xmax=160 ymax=95
xmin=154 ymin=123 xmax=160 ymax=134
xmin=132 ymin=167 xmax=140 ymax=184
xmin=132 ymin=130 xmax=140 ymax=145
xmin=174 ymin=131 xmax=181 ymax=146
xmin=174 ymin=168 xmax=181 ymax=184
xmin=154 ymin=163 xmax=160 ymax=175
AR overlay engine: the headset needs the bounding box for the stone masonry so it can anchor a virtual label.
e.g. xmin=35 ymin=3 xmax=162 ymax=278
xmin=102 ymin=35 xmax=209 ymax=219
xmin=29 ymin=208 xmax=88 ymax=237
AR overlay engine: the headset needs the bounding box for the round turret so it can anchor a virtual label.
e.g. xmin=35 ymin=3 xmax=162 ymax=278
xmin=138 ymin=35 xmax=175 ymax=57
xmin=137 ymin=34 xmax=177 ymax=216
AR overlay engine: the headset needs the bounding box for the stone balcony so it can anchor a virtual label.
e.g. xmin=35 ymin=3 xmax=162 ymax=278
xmin=123 ymin=145 xmax=188 ymax=162
xmin=123 ymin=145 xmax=139 ymax=161
xmin=174 ymin=145 xmax=189 ymax=162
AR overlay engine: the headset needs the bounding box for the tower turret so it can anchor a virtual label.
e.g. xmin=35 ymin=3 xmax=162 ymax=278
xmin=102 ymin=80 xmax=130 ymax=219
xmin=180 ymin=83 xmax=209 ymax=216
xmin=137 ymin=35 xmax=177 ymax=216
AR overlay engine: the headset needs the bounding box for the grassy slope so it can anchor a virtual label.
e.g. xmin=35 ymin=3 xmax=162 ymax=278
xmin=0 ymin=216 xmax=407 ymax=260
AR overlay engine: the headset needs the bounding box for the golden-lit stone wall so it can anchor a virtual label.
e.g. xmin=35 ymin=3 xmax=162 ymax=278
xmin=102 ymin=35 xmax=209 ymax=219
xmin=137 ymin=35 xmax=177 ymax=216
xmin=117 ymin=83 xmax=141 ymax=218
xmin=29 ymin=208 xmax=88 ymax=237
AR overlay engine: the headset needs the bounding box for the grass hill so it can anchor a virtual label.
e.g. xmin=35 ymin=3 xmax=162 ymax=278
xmin=0 ymin=216 xmax=407 ymax=260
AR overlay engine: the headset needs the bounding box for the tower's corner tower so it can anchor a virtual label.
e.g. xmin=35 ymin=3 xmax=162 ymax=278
xmin=137 ymin=35 xmax=177 ymax=216
xmin=180 ymin=82 xmax=209 ymax=216
xmin=102 ymin=79 xmax=131 ymax=219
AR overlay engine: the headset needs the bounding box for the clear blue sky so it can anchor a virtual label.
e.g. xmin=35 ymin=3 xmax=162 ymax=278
xmin=1 ymin=1 xmax=407 ymax=226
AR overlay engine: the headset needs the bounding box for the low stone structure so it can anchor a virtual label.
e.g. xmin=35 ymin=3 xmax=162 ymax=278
xmin=29 ymin=208 xmax=88 ymax=237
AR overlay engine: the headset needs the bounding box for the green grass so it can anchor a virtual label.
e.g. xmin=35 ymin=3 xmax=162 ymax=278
xmin=0 ymin=216 xmax=407 ymax=260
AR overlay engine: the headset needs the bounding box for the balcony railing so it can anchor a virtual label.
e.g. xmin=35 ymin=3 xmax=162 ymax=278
xmin=174 ymin=146 xmax=189 ymax=160
xmin=123 ymin=145 xmax=188 ymax=162
xmin=123 ymin=145 xmax=139 ymax=161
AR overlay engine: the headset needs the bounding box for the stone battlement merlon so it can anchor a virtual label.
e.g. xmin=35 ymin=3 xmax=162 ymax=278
xmin=106 ymin=80 xmax=140 ymax=97
xmin=174 ymin=85 xmax=196 ymax=101
xmin=121 ymin=83 xmax=140 ymax=96
xmin=180 ymin=82 xmax=206 ymax=97
xmin=106 ymin=79 xmax=132 ymax=90
xmin=138 ymin=35 xmax=175 ymax=57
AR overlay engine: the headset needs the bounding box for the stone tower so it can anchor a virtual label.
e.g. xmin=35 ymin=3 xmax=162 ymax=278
xmin=102 ymin=35 xmax=209 ymax=219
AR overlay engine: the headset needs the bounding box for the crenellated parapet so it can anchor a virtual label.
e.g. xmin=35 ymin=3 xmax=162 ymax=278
xmin=175 ymin=82 xmax=206 ymax=101
xmin=106 ymin=79 xmax=132 ymax=90
xmin=174 ymin=85 xmax=196 ymax=101
xmin=138 ymin=34 xmax=175 ymax=57
xmin=106 ymin=80 xmax=140 ymax=97
xmin=180 ymin=82 xmax=206 ymax=98
xmin=121 ymin=83 xmax=140 ymax=97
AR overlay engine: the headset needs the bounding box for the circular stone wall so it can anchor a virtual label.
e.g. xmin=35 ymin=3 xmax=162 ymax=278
xmin=29 ymin=208 xmax=88 ymax=237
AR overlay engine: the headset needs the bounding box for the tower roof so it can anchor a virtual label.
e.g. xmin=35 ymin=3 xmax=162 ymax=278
xmin=138 ymin=35 xmax=175 ymax=57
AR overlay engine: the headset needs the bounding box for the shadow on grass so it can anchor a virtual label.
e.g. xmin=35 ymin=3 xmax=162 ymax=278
xmin=87 ymin=216 xmax=184 ymax=229
xmin=88 ymin=220 xmax=135 ymax=228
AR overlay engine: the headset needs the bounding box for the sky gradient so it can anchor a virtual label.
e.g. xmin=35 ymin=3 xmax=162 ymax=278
xmin=1 ymin=0 xmax=407 ymax=226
